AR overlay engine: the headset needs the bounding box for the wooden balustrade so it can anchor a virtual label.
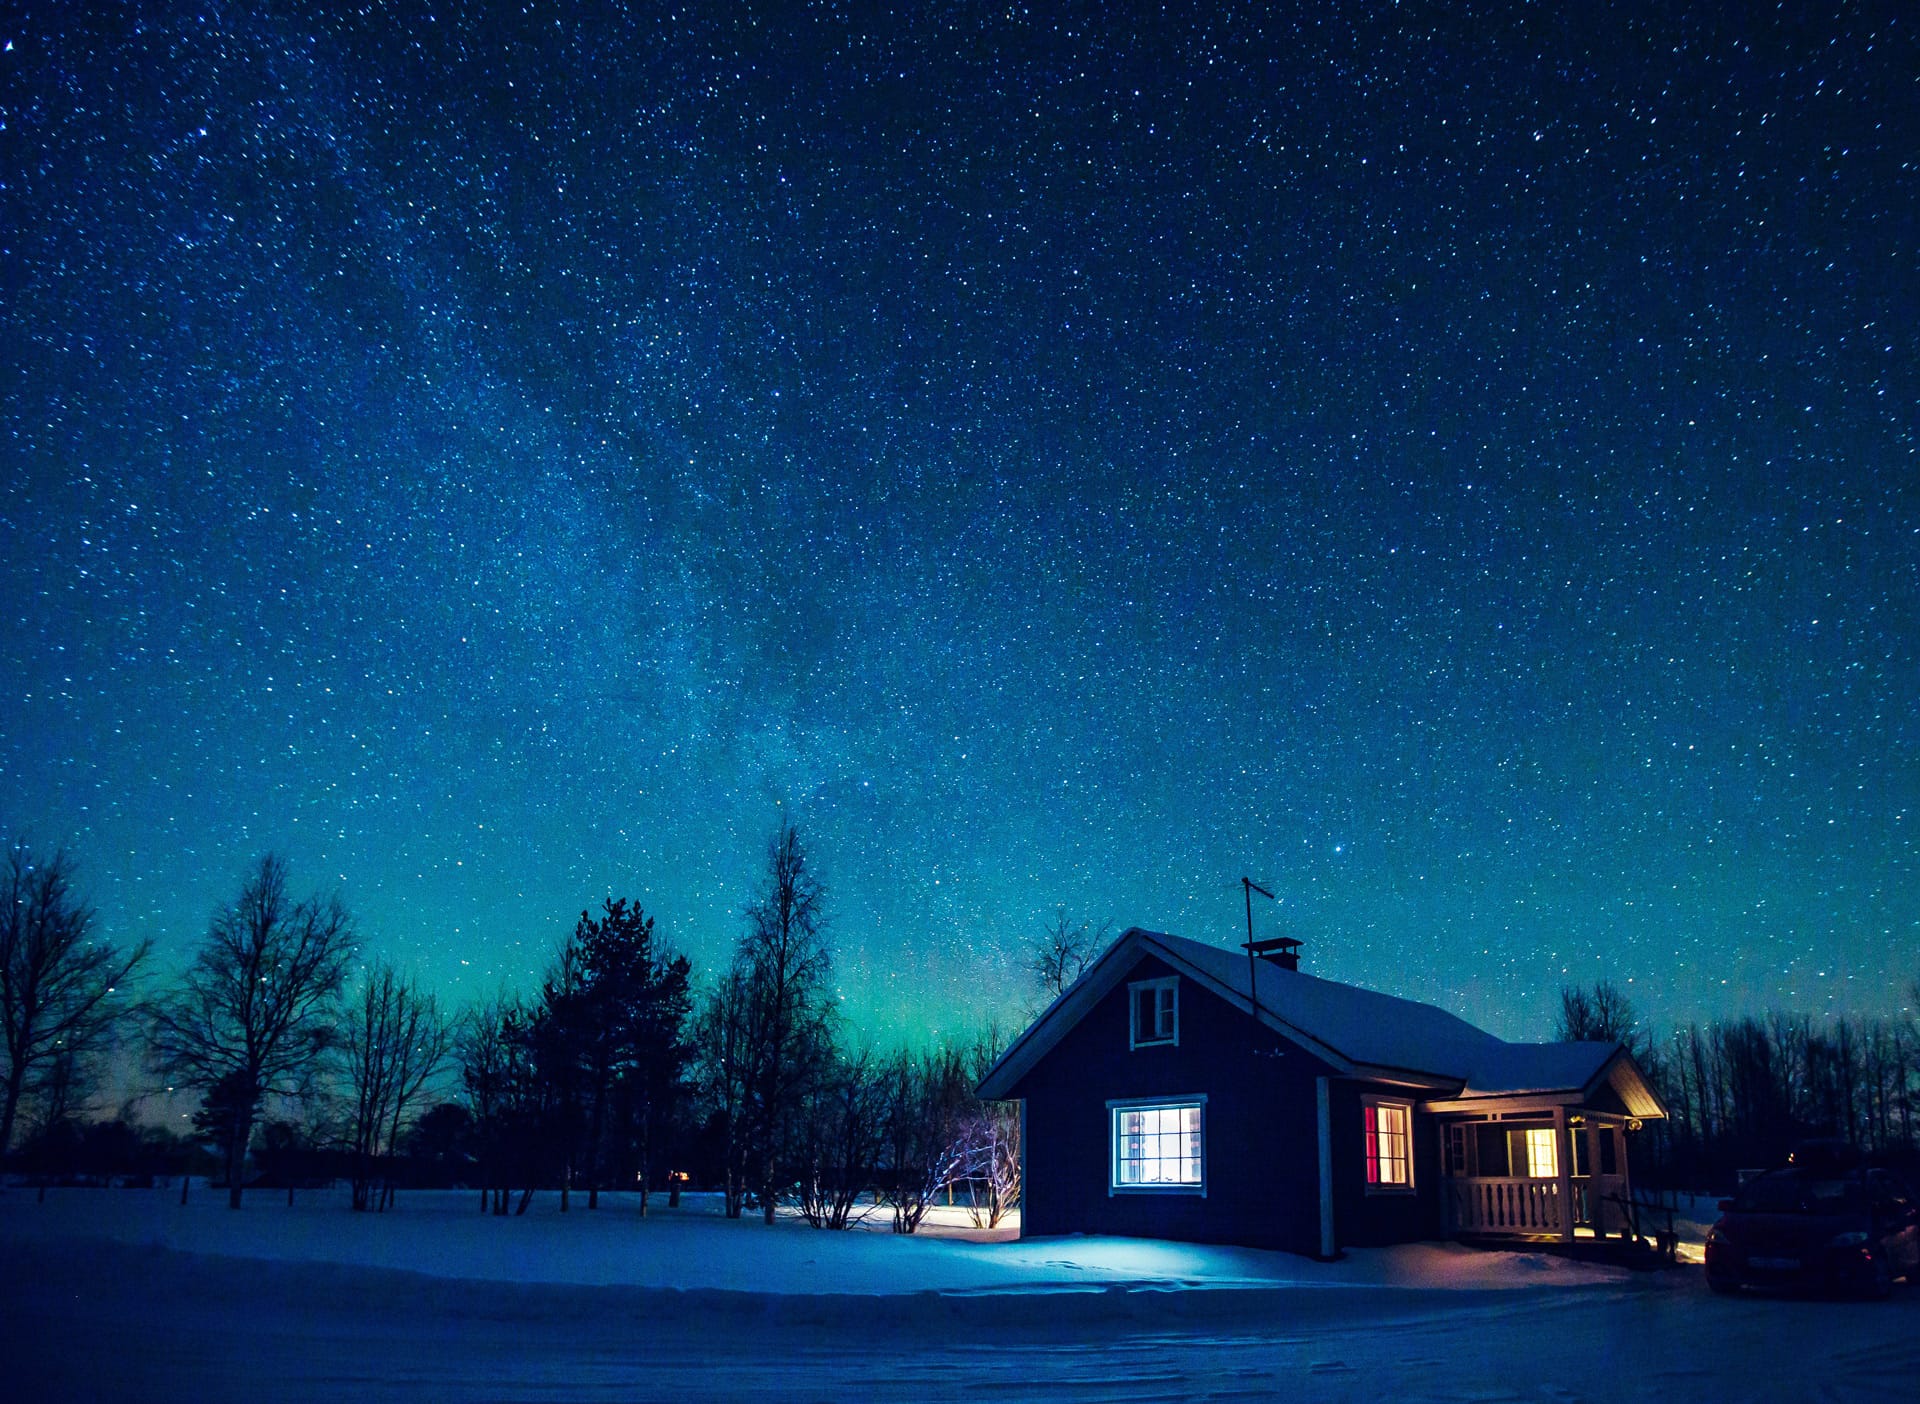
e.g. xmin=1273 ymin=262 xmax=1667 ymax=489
xmin=1447 ymin=1177 xmax=1563 ymax=1235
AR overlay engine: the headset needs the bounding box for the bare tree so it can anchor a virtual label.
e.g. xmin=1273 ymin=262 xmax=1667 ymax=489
xmin=702 ymin=823 xmax=835 ymax=1224
xmin=962 ymin=1098 xmax=1022 ymax=1229
xmin=455 ymin=992 xmax=530 ymax=1215
xmin=874 ymin=1030 xmax=1022 ymax=1234
xmin=794 ymin=1046 xmax=886 ymax=1229
xmin=696 ymin=963 xmax=756 ymax=1218
xmin=147 ymin=855 xmax=356 ymax=1208
xmin=1 ymin=844 xmax=149 ymax=1161
xmin=1029 ymin=911 xmax=1108 ymax=1005
xmin=1554 ymin=980 xmax=1647 ymax=1058
xmin=961 ymin=1028 xmax=1022 ymax=1229
xmin=878 ymin=1043 xmax=972 ymax=1234
xmin=341 ymin=962 xmax=451 ymax=1211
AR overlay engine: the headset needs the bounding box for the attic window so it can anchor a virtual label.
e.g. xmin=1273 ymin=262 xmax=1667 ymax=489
xmin=1128 ymin=977 xmax=1178 ymax=1048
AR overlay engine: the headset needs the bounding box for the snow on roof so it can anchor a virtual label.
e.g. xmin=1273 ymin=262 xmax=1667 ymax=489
xmin=1453 ymin=1040 xmax=1619 ymax=1098
xmin=1155 ymin=931 xmax=1500 ymax=1080
xmin=980 ymin=928 xmax=1665 ymax=1113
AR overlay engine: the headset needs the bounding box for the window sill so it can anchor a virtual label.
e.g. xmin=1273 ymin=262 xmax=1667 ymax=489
xmin=1364 ymin=1183 xmax=1417 ymax=1197
xmin=1110 ymin=1184 xmax=1207 ymax=1197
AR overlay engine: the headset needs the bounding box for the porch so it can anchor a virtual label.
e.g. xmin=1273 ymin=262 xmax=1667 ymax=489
xmin=1438 ymin=1108 xmax=1641 ymax=1242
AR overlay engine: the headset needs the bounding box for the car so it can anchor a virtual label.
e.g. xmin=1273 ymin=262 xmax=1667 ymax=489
xmin=1705 ymin=1163 xmax=1920 ymax=1298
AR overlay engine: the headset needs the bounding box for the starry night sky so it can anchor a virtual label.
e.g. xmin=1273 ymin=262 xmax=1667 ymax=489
xmin=3 ymin=2 xmax=1915 ymax=1046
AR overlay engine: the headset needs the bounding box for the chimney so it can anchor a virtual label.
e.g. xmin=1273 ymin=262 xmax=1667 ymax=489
xmin=1242 ymin=936 xmax=1302 ymax=972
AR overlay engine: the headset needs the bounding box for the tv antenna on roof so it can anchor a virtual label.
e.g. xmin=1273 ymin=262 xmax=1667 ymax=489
xmin=1241 ymin=876 xmax=1275 ymax=951
xmin=1241 ymin=877 xmax=1276 ymax=1030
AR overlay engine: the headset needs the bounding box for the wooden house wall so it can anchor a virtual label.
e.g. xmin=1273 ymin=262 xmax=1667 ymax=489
xmin=1326 ymin=1081 xmax=1446 ymax=1246
xmin=1006 ymin=954 xmax=1338 ymax=1255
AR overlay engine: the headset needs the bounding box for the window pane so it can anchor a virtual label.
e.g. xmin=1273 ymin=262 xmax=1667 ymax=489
xmin=1524 ymin=1128 xmax=1558 ymax=1178
xmin=1113 ymin=1102 xmax=1203 ymax=1187
xmin=1366 ymin=1103 xmax=1411 ymax=1186
xmin=1131 ymin=982 xmax=1178 ymax=1045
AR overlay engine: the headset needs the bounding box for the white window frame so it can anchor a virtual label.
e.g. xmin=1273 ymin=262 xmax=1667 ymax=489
xmin=1128 ymin=976 xmax=1179 ymax=1049
xmin=1362 ymin=1097 xmax=1416 ymax=1194
xmin=1108 ymin=1095 xmax=1207 ymax=1196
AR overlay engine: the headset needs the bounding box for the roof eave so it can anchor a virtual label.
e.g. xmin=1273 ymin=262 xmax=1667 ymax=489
xmin=1344 ymin=1062 xmax=1468 ymax=1093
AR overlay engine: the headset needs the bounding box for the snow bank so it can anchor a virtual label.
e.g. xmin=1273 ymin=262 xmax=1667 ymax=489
xmin=0 ymin=1184 xmax=1630 ymax=1305
xmin=8 ymin=1186 xmax=1912 ymax=1404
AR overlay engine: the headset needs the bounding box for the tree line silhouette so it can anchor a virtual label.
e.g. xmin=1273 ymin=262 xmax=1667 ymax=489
xmin=1 ymin=828 xmax=1018 ymax=1227
xmin=1556 ymin=980 xmax=1920 ymax=1190
xmin=11 ymin=830 xmax=1915 ymax=1212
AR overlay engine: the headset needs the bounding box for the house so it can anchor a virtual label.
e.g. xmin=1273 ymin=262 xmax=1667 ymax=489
xmin=976 ymin=927 xmax=1667 ymax=1257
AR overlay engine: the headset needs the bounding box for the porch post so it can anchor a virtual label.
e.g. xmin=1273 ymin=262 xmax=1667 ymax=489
xmin=1552 ymin=1105 xmax=1575 ymax=1243
xmin=1615 ymin=1121 xmax=1634 ymax=1242
xmin=1583 ymin=1118 xmax=1604 ymax=1238
xmin=1316 ymin=1077 xmax=1336 ymax=1259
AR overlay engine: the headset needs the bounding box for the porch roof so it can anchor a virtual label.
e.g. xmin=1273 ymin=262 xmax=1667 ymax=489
xmin=1434 ymin=1042 xmax=1667 ymax=1120
xmin=1460 ymin=1040 xmax=1619 ymax=1097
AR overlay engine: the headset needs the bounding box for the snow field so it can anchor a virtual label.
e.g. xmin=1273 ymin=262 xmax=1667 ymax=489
xmin=0 ymin=1184 xmax=1634 ymax=1302
xmin=4 ymin=1185 xmax=1917 ymax=1402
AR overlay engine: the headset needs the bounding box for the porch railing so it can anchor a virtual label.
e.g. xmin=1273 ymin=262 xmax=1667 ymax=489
xmin=1448 ymin=1177 xmax=1564 ymax=1235
xmin=1573 ymin=1174 xmax=1628 ymax=1235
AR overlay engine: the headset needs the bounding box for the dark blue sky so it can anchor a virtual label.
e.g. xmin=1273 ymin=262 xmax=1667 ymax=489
xmin=3 ymin=2 xmax=1915 ymax=1044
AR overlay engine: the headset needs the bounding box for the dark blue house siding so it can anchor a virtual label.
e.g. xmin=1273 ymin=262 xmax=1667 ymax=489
xmin=1326 ymin=1082 xmax=1445 ymax=1247
xmin=1005 ymin=954 xmax=1454 ymax=1255
xmin=1006 ymin=955 xmax=1340 ymax=1256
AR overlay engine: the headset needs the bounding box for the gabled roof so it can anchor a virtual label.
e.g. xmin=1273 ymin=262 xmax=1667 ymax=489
xmin=978 ymin=927 xmax=1668 ymax=1119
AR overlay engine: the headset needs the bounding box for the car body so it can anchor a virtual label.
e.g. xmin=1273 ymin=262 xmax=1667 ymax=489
xmin=1705 ymin=1165 xmax=1920 ymax=1298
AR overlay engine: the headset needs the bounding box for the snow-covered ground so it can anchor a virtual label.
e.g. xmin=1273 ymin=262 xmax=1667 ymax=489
xmin=3 ymin=1184 xmax=1914 ymax=1401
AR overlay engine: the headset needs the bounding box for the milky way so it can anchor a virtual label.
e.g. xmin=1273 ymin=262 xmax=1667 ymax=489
xmin=3 ymin=3 xmax=1915 ymax=1043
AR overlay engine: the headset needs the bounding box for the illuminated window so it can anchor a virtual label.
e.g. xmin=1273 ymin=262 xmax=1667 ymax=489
xmin=1110 ymin=1099 xmax=1205 ymax=1192
xmin=1129 ymin=977 xmax=1178 ymax=1048
xmin=1364 ymin=1100 xmax=1414 ymax=1190
xmin=1523 ymin=1128 xmax=1559 ymax=1178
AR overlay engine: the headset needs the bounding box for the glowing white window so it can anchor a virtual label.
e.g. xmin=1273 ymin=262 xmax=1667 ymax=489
xmin=1364 ymin=1100 xmax=1413 ymax=1189
xmin=1110 ymin=1099 xmax=1205 ymax=1192
xmin=1523 ymin=1128 xmax=1559 ymax=1178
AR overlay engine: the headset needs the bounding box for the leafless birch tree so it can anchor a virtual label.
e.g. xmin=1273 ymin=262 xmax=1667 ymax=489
xmin=1 ymin=845 xmax=148 ymax=1160
xmin=342 ymin=962 xmax=451 ymax=1211
xmin=1029 ymin=911 xmax=1108 ymax=1007
xmin=700 ymin=824 xmax=835 ymax=1223
xmin=147 ymin=855 xmax=356 ymax=1207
